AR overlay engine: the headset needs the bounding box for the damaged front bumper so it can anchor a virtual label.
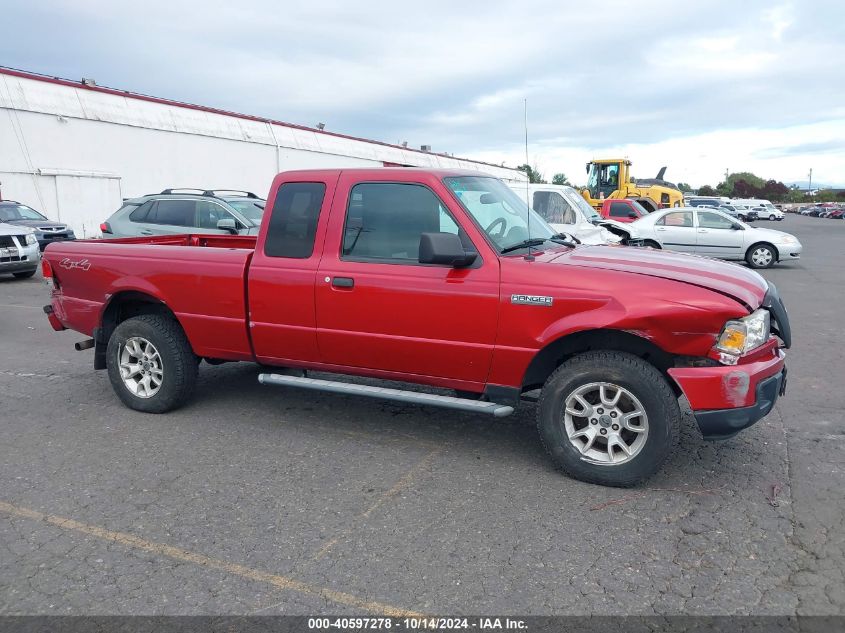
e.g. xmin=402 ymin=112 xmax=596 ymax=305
xmin=692 ymin=367 xmax=786 ymax=439
xmin=668 ymin=341 xmax=786 ymax=439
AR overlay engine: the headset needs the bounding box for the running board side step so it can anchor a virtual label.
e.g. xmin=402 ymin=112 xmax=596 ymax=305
xmin=258 ymin=374 xmax=514 ymax=418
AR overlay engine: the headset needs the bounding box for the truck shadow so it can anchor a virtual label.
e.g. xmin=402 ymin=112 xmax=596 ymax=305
xmin=186 ymin=361 xmax=771 ymax=491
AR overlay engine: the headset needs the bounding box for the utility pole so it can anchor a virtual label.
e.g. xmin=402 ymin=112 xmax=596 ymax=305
xmin=808 ymin=168 xmax=812 ymax=193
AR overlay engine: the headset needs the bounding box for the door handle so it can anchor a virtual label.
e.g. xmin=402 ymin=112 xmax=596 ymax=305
xmin=655 ymin=227 xmax=667 ymax=231
xmin=331 ymin=276 xmax=354 ymax=288
xmin=140 ymin=230 xmax=153 ymax=235
xmin=698 ymin=229 xmax=708 ymax=233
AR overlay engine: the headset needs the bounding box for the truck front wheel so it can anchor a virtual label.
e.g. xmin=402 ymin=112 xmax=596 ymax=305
xmin=106 ymin=314 xmax=198 ymax=413
xmin=537 ymin=351 xmax=680 ymax=487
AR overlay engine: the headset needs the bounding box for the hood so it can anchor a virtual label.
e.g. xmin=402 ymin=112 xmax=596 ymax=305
xmin=550 ymin=244 xmax=768 ymax=308
xmin=5 ymin=218 xmax=67 ymax=230
xmin=750 ymin=227 xmax=794 ymax=241
xmin=0 ymin=222 xmax=35 ymax=236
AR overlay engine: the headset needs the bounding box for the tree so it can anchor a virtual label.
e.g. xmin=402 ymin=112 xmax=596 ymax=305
xmin=517 ymin=164 xmax=546 ymax=184
xmin=761 ymin=179 xmax=789 ymax=202
xmin=698 ymin=185 xmax=717 ymax=196
xmin=552 ymin=173 xmax=571 ymax=186
xmin=676 ymin=182 xmax=693 ymax=193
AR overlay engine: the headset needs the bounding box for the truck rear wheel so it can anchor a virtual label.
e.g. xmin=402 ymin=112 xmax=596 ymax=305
xmin=537 ymin=351 xmax=680 ymax=487
xmin=106 ymin=314 xmax=198 ymax=413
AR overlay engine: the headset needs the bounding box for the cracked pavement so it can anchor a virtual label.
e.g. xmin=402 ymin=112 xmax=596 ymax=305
xmin=0 ymin=214 xmax=842 ymax=615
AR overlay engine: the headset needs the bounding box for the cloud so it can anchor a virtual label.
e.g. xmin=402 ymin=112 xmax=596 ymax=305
xmin=1 ymin=0 xmax=843 ymax=185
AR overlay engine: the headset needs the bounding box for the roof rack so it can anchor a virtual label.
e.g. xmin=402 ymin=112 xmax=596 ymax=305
xmin=157 ymin=188 xmax=260 ymax=199
xmin=160 ymin=188 xmax=207 ymax=195
xmin=202 ymin=189 xmax=259 ymax=199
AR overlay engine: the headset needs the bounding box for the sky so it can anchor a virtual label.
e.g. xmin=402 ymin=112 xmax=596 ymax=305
xmin=2 ymin=0 xmax=843 ymax=187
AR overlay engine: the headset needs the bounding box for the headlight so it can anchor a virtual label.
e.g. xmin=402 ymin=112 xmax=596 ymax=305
xmin=25 ymin=233 xmax=37 ymax=246
xmin=715 ymin=309 xmax=770 ymax=361
xmin=778 ymin=235 xmax=797 ymax=244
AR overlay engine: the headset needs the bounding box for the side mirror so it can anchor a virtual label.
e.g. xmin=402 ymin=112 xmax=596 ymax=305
xmin=419 ymin=232 xmax=477 ymax=268
xmin=732 ymin=224 xmax=743 ymax=230
xmin=217 ymin=218 xmax=237 ymax=234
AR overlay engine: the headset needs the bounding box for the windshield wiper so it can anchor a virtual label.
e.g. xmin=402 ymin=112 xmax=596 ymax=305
xmin=500 ymin=238 xmax=553 ymax=254
xmin=550 ymin=232 xmax=580 ymax=246
xmin=500 ymin=234 xmax=579 ymax=255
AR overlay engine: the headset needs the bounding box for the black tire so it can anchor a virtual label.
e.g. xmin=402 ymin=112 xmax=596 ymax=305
xmin=745 ymin=243 xmax=777 ymax=269
xmin=12 ymin=270 xmax=36 ymax=279
xmin=768 ymin=214 xmax=776 ymax=221
xmin=106 ymin=314 xmax=198 ymax=413
xmin=643 ymin=240 xmax=662 ymax=249
xmin=537 ymin=351 xmax=680 ymax=487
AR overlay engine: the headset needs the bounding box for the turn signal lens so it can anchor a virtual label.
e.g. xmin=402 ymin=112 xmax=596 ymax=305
xmin=716 ymin=324 xmax=746 ymax=354
xmin=715 ymin=309 xmax=770 ymax=360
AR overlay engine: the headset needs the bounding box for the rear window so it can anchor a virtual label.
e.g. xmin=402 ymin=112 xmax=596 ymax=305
xmin=128 ymin=201 xmax=153 ymax=222
xmin=149 ymin=200 xmax=196 ymax=227
xmin=263 ymin=183 xmax=326 ymax=258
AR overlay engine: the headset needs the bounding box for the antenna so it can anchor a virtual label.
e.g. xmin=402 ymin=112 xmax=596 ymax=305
xmin=524 ymin=98 xmax=534 ymax=262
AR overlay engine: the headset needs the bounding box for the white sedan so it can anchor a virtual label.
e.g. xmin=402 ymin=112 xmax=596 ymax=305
xmin=632 ymin=207 xmax=802 ymax=269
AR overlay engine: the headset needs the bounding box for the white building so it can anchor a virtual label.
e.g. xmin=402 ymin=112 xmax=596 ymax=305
xmin=0 ymin=67 xmax=525 ymax=237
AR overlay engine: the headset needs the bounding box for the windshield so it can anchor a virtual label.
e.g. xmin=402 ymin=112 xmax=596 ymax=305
xmin=444 ymin=176 xmax=556 ymax=252
xmin=0 ymin=204 xmax=47 ymax=222
xmin=562 ymin=189 xmax=601 ymax=222
xmin=226 ymin=199 xmax=266 ymax=224
xmin=586 ymin=162 xmax=619 ymax=200
xmin=629 ymin=200 xmax=649 ymax=216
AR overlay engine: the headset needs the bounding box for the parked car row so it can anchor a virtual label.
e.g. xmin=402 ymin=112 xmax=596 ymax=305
xmin=797 ymin=204 xmax=845 ymax=218
xmin=683 ymin=197 xmax=785 ymax=222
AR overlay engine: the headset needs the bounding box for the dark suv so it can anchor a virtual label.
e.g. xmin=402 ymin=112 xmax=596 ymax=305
xmin=101 ymin=189 xmax=266 ymax=238
xmin=0 ymin=201 xmax=76 ymax=251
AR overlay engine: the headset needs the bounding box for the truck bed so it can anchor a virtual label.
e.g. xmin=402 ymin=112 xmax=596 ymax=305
xmin=45 ymin=235 xmax=257 ymax=361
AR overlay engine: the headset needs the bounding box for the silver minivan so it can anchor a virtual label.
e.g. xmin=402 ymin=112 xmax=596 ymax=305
xmin=101 ymin=189 xmax=265 ymax=238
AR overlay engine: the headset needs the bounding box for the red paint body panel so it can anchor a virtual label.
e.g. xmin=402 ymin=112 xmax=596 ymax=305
xmin=44 ymin=168 xmax=785 ymax=416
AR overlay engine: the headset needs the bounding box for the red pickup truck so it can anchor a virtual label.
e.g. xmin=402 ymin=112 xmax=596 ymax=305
xmin=42 ymin=168 xmax=790 ymax=487
xmin=599 ymin=198 xmax=650 ymax=223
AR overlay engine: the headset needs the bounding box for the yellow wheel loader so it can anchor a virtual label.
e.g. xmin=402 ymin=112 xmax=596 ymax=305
xmin=581 ymin=159 xmax=683 ymax=212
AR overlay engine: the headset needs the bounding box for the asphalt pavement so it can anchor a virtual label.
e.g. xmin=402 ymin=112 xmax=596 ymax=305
xmin=1 ymin=214 xmax=843 ymax=616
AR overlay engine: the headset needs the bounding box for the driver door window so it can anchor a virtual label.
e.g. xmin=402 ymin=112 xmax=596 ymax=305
xmin=532 ymin=191 xmax=576 ymax=226
xmin=342 ymin=183 xmax=462 ymax=263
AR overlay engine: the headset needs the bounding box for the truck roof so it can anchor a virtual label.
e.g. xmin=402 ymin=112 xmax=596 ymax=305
xmin=273 ymin=167 xmax=492 ymax=179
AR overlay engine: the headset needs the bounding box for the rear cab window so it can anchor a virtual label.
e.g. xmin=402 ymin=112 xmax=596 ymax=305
xmin=264 ymin=183 xmax=326 ymax=258
xmin=609 ymin=202 xmax=633 ymax=218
